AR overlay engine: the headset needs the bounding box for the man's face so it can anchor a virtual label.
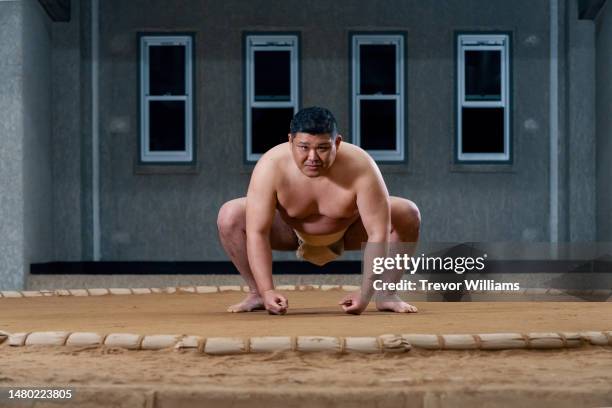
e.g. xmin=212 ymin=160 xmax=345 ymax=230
xmin=288 ymin=132 xmax=342 ymax=177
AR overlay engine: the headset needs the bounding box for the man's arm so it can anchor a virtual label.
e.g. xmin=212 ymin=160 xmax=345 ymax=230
xmin=245 ymin=158 xmax=288 ymax=314
xmin=355 ymin=163 xmax=391 ymax=243
xmin=340 ymin=160 xmax=390 ymax=314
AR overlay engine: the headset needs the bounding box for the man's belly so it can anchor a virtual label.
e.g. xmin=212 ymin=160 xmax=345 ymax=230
xmin=278 ymin=210 xmax=359 ymax=236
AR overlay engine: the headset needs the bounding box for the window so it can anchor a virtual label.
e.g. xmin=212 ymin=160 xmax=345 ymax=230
xmin=139 ymin=35 xmax=194 ymax=163
xmin=457 ymin=34 xmax=510 ymax=162
xmin=351 ymin=33 xmax=405 ymax=162
xmin=245 ymin=34 xmax=299 ymax=162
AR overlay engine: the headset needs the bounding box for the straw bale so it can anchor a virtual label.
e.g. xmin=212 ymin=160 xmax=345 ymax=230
xmin=379 ymin=334 xmax=411 ymax=352
xmin=164 ymin=287 xmax=177 ymax=294
xmin=141 ymin=334 xmax=181 ymax=350
xmin=524 ymin=288 xmax=548 ymax=295
xmin=39 ymin=290 xmax=55 ymax=296
xmin=320 ymin=285 xmax=341 ymax=291
xmin=546 ymin=288 xmax=565 ymax=295
xmin=565 ymin=289 xmax=590 ymax=297
xmin=25 ymin=331 xmax=69 ymax=346
xmin=218 ymin=286 xmax=242 ymax=292
xmin=131 ymin=288 xmax=152 ymax=295
xmin=174 ymin=335 xmax=202 ymax=351
xmin=242 ymin=286 xmax=250 ymax=292
xmin=441 ymin=334 xmax=478 ymax=350
xmin=559 ymin=332 xmax=583 ymax=348
xmin=1 ymin=291 xmax=23 ymax=298
xmin=401 ymin=334 xmax=441 ymax=349
xmin=87 ymin=288 xmax=109 ymax=296
xmin=204 ymin=337 xmax=246 ymax=355
xmin=527 ymin=332 xmax=565 ymax=349
xmin=479 ymin=333 xmax=526 ymax=349
xmin=276 ymin=285 xmax=296 ymax=291
xmin=68 ymin=289 xmax=89 ymax=296
xmin=9 ymin=333 xmax=29 ymax=346
xmin=298 ymin=284 xmax=320 ymax=291
xmin=150 ymin=288 xmax=163 ymax=294
xmin=344 ymin=337 xmax=380 ymax=353
xmin=195 ymin=286 xmax=219 ymax=294
xmin=108 ymin=288 xmax=132 ymax=295
xmin=580 ymin=331 xmax=608 ymax=346
xmin=21 ymin=291 xmax=43 ymax=297
xmin=0 ymin=331 xmax=8 ymax=345
xmin=341 ymin=285 xmax=360 ymax=291
xmin=591 ymin=289 xmax=612 ymax=298
xmin=66 ymin=332 xmax=103 ymax=347
xmin=177 ymin=287 xmax=196 ymax=294
xmin=104 ymin=333 xmax=142 ymax=350
xmin=250 ymin=336 xmax=293 ymax=353
xmin=54 ymin=289 xmax=71 ymax=296
xmin=297 ymin=336 xmax=340 ymax=352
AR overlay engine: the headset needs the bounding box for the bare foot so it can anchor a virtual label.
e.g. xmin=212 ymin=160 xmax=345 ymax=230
xmin=376 ymin=295 xmax=418 ymax=313
xmin=227 ymin=293 xmax=265 ymax=313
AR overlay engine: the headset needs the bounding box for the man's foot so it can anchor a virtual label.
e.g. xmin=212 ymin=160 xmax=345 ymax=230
xmin=227 ymin=293 xmax=265 ymax=313
xmin=376 ymin=295 xmax=418 ymax=313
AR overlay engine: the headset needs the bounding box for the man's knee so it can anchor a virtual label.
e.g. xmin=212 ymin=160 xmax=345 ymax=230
xmin=391 ymin=198 xmax=421 ymax=239
xmin=217 ymin=200 xmax=245 ymax=234
xmin=402 ymin=200 xmax=421 ymax=230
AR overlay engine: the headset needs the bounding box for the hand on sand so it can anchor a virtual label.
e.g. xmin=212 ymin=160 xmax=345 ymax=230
xmin=339 ymin=290 xmax=368 ymax=315
xmin=262 ymin=290 xmax=288 ymax=315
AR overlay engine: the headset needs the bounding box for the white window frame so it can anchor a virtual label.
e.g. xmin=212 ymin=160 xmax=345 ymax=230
xmin=140 ymin=35 xmax=194 ymax=163
xmin=457 ymin=34 xmax=510 ymax=162
xmin=245 ymin=34 xmax=299 ymax=162
xmin=351 ymin=34 xmax=405 ymax=162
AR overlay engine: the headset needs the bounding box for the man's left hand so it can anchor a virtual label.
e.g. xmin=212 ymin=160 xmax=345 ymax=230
xmin=338 ymin=290 xmax=368 ymax=315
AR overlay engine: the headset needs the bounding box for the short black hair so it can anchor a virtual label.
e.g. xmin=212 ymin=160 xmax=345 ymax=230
xmin=289 ymin=106 xmax=338 ymax=138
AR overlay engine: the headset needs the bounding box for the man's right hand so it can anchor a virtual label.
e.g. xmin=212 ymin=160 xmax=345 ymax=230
xmin=262 ymin=290 xmax=288 ymax=315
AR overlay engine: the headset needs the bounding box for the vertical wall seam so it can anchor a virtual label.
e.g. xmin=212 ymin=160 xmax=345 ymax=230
xmin=91 ymin=0 xmax=100 ymax=260
xmin=550 ymin=0 xmax=559 ymax=243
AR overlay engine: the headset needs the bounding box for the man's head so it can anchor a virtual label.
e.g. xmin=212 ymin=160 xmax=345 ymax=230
xmin=288 ymin=107 xmax=342 ymax=177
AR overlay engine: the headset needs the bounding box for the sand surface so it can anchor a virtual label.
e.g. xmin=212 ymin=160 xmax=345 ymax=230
xmin=2 ymin=291 xmax=612 ymax=407
xmin=1 ymin=291 xmax=612 ymax=336
xmin=1 ymin=345 xmax=612 ymax=407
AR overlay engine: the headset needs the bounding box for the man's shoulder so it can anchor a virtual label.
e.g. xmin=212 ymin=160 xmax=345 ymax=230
xmin=251 ymin=143 xmax=290 ymax=179
xmin=337 ymin=142 xmax=378 ymax=172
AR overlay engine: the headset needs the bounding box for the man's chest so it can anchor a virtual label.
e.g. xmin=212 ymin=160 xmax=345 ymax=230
xmin=277 ymin=185 xmax=358 ymax=220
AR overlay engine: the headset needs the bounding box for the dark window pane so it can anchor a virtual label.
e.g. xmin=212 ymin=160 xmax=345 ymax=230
xmin=360 ymin=44 xmax=396 ymax=95
xmin=360 ymin=100 xmax=397 ymax=150
xmin=461 ymin=107 xmax=504 ymax=153
xmin=149 ymin=45 xmax=186 ymax=95
xmin=254 ymin=51 xmax=291 ymax=101
xmin=465 ymin=50 xmax=501 ymax=101
xmin=149 ymin=101 xmax=186 ymax=151
xmin=252 ymin=107 xmax=294 ymax=154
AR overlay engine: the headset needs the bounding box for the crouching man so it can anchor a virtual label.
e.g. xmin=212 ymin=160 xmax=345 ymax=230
xmin=217 ymin=107 xmax=420 ymax=315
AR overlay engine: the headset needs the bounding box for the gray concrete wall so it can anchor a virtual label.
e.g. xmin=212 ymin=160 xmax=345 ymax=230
xmin=596 ymin=1 xmax=612 ymax=240
xmin=52 ymin=0 xmax=83 ymax=261
xmin=22 ymin=0 xmax=54 ymax=272
xmin=0 ymin=0 xmax=26 ymax=289
xmin=566 ymin=0 xmax=597 ymax=241
xmin=80 ymin=0 xmax=553 ymax=262
xmin=41 ymin=0 xmax=604 ymax=266
xmin=0 ymin=0 xmax=53 ymax=290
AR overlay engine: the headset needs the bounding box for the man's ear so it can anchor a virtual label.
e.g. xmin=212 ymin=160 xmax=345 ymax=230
xmin=335 ymin=134 xmax=343 ymax=148
xmin=288 ymin=133 xmax=293 ymax=143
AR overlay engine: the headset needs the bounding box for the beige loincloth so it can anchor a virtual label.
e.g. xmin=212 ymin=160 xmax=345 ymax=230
xmin=294 ymin=227 xmax=349 ymax=266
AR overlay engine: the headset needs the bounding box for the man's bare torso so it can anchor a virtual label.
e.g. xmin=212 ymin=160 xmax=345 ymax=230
xmin=261 ymin=142 xmax=371 ymax=236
